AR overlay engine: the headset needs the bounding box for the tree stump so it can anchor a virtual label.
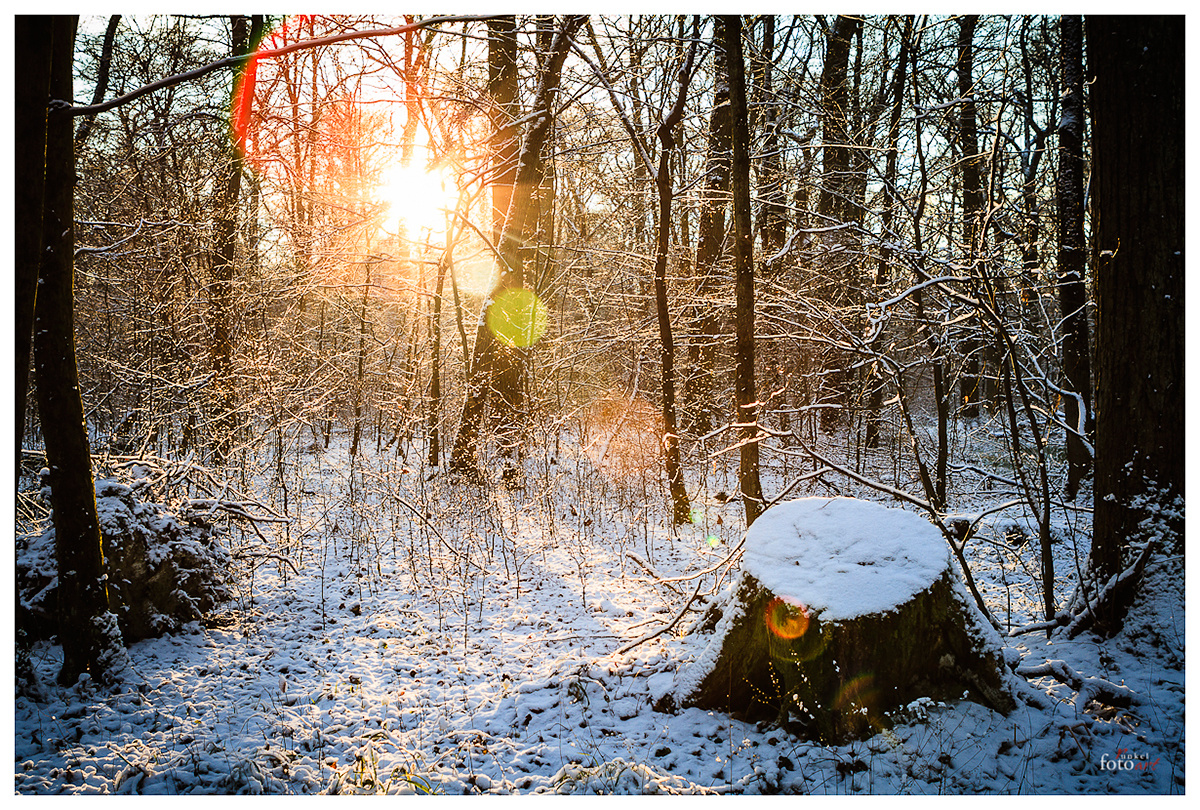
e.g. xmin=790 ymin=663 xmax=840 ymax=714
xmin=662 ymin=498 xmax=1015 ymax=743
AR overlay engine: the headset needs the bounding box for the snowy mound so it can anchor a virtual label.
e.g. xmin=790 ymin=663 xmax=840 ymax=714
xmin=741 ymin=497 xmax=948 ymax=621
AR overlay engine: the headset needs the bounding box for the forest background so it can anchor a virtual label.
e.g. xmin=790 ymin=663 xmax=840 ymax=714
xmin=11 ymin=11 xmax=1184 ymax=717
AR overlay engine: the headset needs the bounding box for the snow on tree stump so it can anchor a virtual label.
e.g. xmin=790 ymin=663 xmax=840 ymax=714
xmin=661 ymin=498 xmax=1015 ymax=743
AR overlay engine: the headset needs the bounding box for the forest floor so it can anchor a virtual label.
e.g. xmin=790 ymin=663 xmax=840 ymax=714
xmin=11 ymin=426 xmax=1187 ymax=794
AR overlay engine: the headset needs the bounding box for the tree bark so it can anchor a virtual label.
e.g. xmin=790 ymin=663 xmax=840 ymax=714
xmin=72 ymin=14 xmax=121 ymax=151
xmin=486 ymin=16 xmax=519 ymax=248
xmin=816 ymin=14 xmax=862 ymax=432
xmin=1056 ymin=14 xmax=1093 ymax=501
xmin=907 ymin=33 xmax=949 ymax=511
xmin=724 ymin=16 xmax=764 ymax=526
xmin=36 ymin=16 xmax=126 ymax=685
xmin=1086 ymin=15 xmax=1184 ymax=635
xmin=817 ymin=15 xmax=861 ymax=227
xmin=14 ymin=16 xmax=55 ymax=481
xmin=209 ymin=15 xmax=259 ymax=464
xmin=956 ymin=15 xmax=984 ymax=419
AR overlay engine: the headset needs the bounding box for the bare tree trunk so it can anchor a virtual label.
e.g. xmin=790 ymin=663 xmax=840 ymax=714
xmin=756 ymin=16 xmax=787 ymax=257
xmin=14 ymin=15 xmax=55 ymax=481
xmin=1085 ymin=15 xmax=1184 ymax=635
xmin=865 ymin=15 xmax=913 ymax=450
xmin=908 ymin=31 xmax=949 ymax=511
xmin=1056 ymin=14 xmax=1093 ymax=501
xmin=723 ymin=16 xmax=764 ymax=526
xmin=816 ymin=14 xmax=862 ymax=432
xmin=209 ymin=15 xmax=258 ymax=464
xmin=956 ymin=15 xmax=984 ymax=419
xmin=817 ymin=15 xmax=860 ymax=227
xmin=72 ymin=14 xmax=121 ymax=151
xmin=35 ymin=16 xmax=126 ymax=685
xmin=349 ymin=262 xmax=372 ymax=458
xmin=651 ymin=20 xmax=699 ymax=525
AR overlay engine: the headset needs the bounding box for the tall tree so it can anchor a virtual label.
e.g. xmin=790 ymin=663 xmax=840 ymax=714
xmin=815 ymin=14 xmax=862 ymax=431
xmin=209 ymin=15 xmax=262 ymax=464
xmin=1056 ymin=14 xmax=1093 ymax=501
xmin=1084 ymin=15 xmax=1184 ymax=635
xmin=451 ymin=15 xmax=586 ymax=480
xmin=650 ymin=18 xmax=699 ymax=525
xmin=71 ymin=14 xmax=121 ymax=152
xmin=906 ymin=22 xmax=949 ymax=512
xmin=724 ymin=16 xmax=764 ymax=525
xmin=956 ymin=14 xmax=984 ymax=419
xmin=14 ymin=16 xmax=55 ymax=480
xmin=686 ymin=16 xmax=732 ymax=434
xmin=864 ymin=15 xmax=913 ymax=449
xmin=30 ymin=15 xmax=126 ymax=685
xmin=486 ymin=16 xmax=519 ymax=248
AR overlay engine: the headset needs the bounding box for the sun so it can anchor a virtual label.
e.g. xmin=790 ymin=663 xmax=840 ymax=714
xmin=377 ymin=161 xmax=458 ymax=238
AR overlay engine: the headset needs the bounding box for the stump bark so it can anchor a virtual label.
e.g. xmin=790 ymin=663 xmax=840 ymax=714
xmin=662 ymin=498 xmax=1014 ymax=743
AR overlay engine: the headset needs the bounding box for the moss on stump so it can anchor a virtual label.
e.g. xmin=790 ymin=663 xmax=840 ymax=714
xmin=663 ymin=498 xmax=1015 ymax=743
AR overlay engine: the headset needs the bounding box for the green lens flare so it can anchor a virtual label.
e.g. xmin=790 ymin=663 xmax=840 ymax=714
xmin=487 ymin=288 xmax=549 ymax=348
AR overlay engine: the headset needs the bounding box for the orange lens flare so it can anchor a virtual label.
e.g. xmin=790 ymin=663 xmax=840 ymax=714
xmin=764 ymin=596 xmax=810 ymax=640
xmin=231 ymin=15 xmax=308 ymax=163
xmin=231 ymin=52 xmax=258 ymax=156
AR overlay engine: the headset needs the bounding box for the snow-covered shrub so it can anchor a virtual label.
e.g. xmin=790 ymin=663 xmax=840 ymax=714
xmin=16 ymin=477 xmax=232 ymax=644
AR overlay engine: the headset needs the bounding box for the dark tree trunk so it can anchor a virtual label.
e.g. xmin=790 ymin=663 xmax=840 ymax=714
xmin=1056 ymin=14 xmax=1094 ymax=501
xmin=875 ymin=15 xmax=912 ymax=288
xmin=756 ymin=16 xmax=787 ymax=257
xmin=209 ymin=15 xmax=258 ymax=464
xmin=349 ymin=262 xmax=372 ymax=458
xmin=14 ymin=15 xmax=55 ymax=480
xmin=429 ymin=252 xmax=448 ymax=468
xmin=686 ymin=15 xmax=732 ymax=435
xmin=484 ymin=16 xmax=523 ymax=464
xmin=956 ymin=15 xmax=984 ymax=419
xmin=865 ymin=15 xmax=913 ymax=450
xmin=906 ymin=34 xmax=949 ymax=512
xmin=1085 ymin=15 xmax=1184 ymax=635
xmin=35 ymin=16 xmax=125 ymax=685
xmin=816 ymin=14 xmax=862 ymax=432
xmin=651 ymin=25 xmax=699 ymax=526
xmin=450 ymin=15 xmax=523 ymax=480
xmin=724 ymin=16 xmax=764 ymax=526
xmin=817 ymin=15 xmax=861 ymax=227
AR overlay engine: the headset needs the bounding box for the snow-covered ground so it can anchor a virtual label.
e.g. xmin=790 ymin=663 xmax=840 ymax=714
xmin=11 ymin=433 xmax=1186 ymax=794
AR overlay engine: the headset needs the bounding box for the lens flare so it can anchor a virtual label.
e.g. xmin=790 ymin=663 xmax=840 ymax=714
xmin=487 ymin=288 xmax=549 ymax=348
xmin=834 ymin=673 xmax=880 ymax=722
xmin=764 ymin=596 xmax=810 ymax=640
